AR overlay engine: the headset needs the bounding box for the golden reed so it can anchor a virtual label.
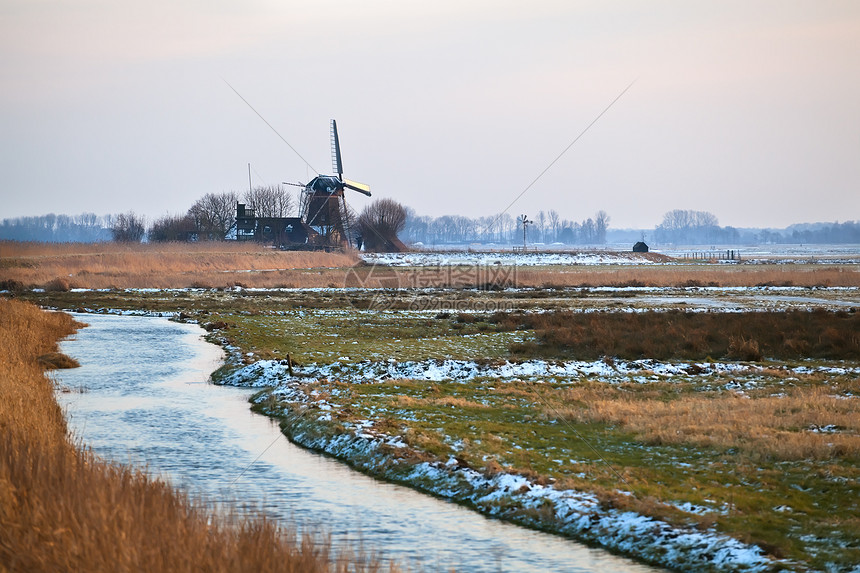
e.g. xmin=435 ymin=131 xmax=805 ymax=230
xmin=0 ymin=299 xmax=395 ymax=572
xmin=3 ymin=241 xmax=859 ymax=289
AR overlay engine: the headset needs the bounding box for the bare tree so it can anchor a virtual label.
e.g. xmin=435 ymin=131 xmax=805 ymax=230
xmin=111 ymin=211 xmax=146 ymax=242
xmin=498 ymin=213 xmax=515 ymax=243
xmin=655 ymin=209 xmax=719 ymax=244
xmin=357 ymin=198 xmax=407 ymax=251
xmin=149 ymin=214 xmax=197 ymax=242
xmin=243 ymin=185 xmax=295 ymax=218
xmin=659 ymin=209 xmax=718 ymax=232
xmin=595 ymin=210 xmax=610 ymax=244
xmin=402 ymin=207 xmax=431 ymax=244
xmin=454 ymin=215 xmax=476 ymax=242
xmin=581 ymin=218 xmax=596 ymax=244
xmin=548 ymin=210 xmax=560 ymax=243
xmin=188 ymin=191 xmax=238 ymax=240
xmin=537 ymin=210 xmax=547 ymax=243
xmin=344 ymin=206 xmax=612 ymax=247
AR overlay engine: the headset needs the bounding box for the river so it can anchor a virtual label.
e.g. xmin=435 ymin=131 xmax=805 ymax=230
xmin=55 ymin=313 xmax=659 ymax=572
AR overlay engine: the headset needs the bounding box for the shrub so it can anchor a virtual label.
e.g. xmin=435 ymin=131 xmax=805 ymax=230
xmin=493 ymin=309 xmax=860 ymax=361
xmin=36 ymin=352 xmax=80 ymax=369
xmin=44 ymin=277 xmax=71 ymax=292
xmin=726 ymin=336 xmax=763 ymax=361
xmin=0 ymin=279 xmax=24 ymax=292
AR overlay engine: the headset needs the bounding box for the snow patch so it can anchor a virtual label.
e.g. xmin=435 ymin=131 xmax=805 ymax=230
xmin=362 ymin=251 xmax=663 ymax=267
xmin=219 ymin=357 xmax=859 ymax=389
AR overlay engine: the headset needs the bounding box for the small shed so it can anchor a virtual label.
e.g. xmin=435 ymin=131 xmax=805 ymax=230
xmin=632 ymin=241 xmax=649 ymax=253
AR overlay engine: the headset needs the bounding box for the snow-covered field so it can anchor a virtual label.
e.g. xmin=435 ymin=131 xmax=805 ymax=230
xmin=219 ymin=356 xmax=805 ymax=572
xmin=222 ymin=356 xmax=860 ymax=389
xmin=361 ymin=251 xmax=664 ymax=267
xmin=658 ymin=243 xmax=860 ymax=262
xmin=365 ymin=244 xmax=860 ymax=267
xmin=291 ymin=417 xmax=774 ymax=572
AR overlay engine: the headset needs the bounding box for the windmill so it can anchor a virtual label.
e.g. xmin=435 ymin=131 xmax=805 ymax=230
xmin=519 ymin=214 xmax=532 ymax=250
xmin=297 ymin=120 xmax=371 ymax=249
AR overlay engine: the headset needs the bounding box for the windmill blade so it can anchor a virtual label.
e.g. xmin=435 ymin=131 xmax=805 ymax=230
xmin=330 ymin=119 xmax=343 ymax=177
xmin=343 ymin=179 xmax=371 ymax=197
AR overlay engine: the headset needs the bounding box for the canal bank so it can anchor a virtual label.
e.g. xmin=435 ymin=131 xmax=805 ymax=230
xmin=223 ymin=360 xmax=775 ymax=573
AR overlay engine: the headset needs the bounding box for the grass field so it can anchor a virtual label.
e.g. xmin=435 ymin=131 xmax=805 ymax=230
xmin=2 ymin=240 xmax=859 ymax=290
xmin=4 ymin=242 xmax=860 ymax=571
xmin=0 ymin=241 xmax=359 ymax=289
xmin=495 ymin=309 xmax=860 ymax=361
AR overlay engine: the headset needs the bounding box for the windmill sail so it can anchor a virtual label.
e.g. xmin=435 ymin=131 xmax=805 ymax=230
xmin=330 ymin=119 xmax=343 ymax=177
xmin=343 ymin=178 xmax=371 ymax=196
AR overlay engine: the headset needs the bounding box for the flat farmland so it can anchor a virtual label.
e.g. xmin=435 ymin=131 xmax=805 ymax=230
xmin=6 ymin=243 xmax=860 ymax=571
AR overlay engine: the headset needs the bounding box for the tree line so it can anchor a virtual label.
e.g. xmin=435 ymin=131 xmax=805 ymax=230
xmin=652 ymin=210 xmax=860 ymax=245
xmin=399 ymin=208 xmax=860 ymax=246
xmin=780 ymin=221 xmax=860 ymax=245
xmin=0 ymin=213 xmax=112 ymax=242
xmin=113 ymin=186 xmax=406 ymax=248
xmin=0 ymin=187 xmax=297 ymax=243
xmin=148 ymin=186 xmax=296 ymax=242
xmin=3 ymin=201 xmax=859 ymax=246
xmin=401 ymin=209 xmax=611 ymax=246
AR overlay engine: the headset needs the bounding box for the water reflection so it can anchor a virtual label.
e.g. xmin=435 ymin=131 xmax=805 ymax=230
xmin=56 ymin=313 xmax=659 ymax=572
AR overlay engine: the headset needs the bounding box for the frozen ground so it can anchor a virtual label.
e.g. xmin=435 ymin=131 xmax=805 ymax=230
xmin=220 ymin=356 xmax=798 ymax=572
xmin=297 ymin=423 xmax=775 ymax=572
xmin=222 ymin=356 xmax=860 ymax=389
xmin=36 ymin=285 xmax=858 ymax=571
xmin=657 ymin=243 xmax=860 ymax=261
xmin=361 ymin=251 xmax=664 ymax=267
xmin=363 ymin=244 xmax=860 ymax=267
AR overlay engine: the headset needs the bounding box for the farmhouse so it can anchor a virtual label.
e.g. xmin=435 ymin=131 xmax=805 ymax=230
xmin=235 ymin=202 xmax=318 ymax=247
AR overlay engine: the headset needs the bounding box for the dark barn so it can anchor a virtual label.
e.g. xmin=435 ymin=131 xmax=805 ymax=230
xmin=256 ymin=217 xmax=316 ymax=246
xmin=235 ymin=203 xmax=318 ymax=247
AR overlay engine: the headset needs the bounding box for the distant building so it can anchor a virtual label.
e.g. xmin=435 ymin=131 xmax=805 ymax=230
xmin=235 ymin=202 xmax=318 ymax=247
xmin=633 ymin=241 xmax=649 ymax=253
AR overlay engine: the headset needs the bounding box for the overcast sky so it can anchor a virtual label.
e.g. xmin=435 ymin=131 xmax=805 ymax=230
xmin=1 ymin=0 xmax=858 ymax=229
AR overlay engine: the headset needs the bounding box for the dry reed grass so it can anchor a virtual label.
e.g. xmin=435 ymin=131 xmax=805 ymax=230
xmin=552 ymin=383 xmax=860 ymax=461
xmin=501 ymin=309 xmax=860 ymax=361
xmin=0 ymin=299 xmax=81 ymax=446
xmin=514 ymin=265 xmax=860 ymax=288
xmin=0 ymin=299 xmax=395 ymax=573
xmin=348 ymin=262 xmax=860 ymax=288
xmin=432 ymin=396 xmax=490 ymax=409
xmin=4 ymin=241 xmax=858 ymax=289
xmin=0 ymin=241 xmax=358 ymax=289
xmin=36 ymin=351 xmax=80 ymax=369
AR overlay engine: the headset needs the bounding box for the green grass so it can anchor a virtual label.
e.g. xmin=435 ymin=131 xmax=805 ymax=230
xmin=208 ymin=309 xmax=524 ymax=364
xmin=278 ymin=375 xmax=860 ymax=568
